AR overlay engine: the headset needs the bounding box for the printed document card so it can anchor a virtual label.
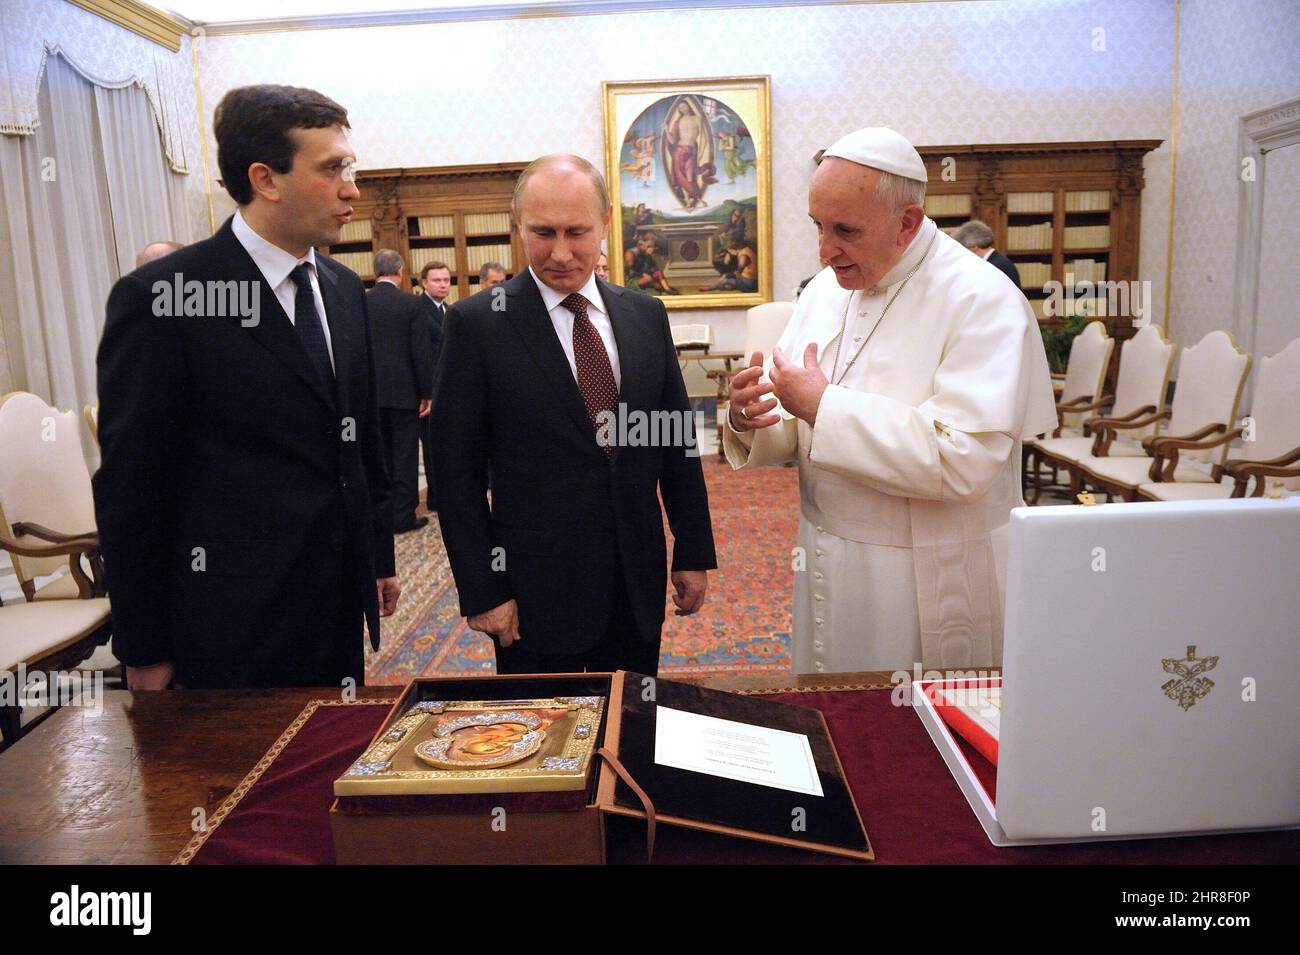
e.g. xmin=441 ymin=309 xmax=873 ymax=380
xmin=653 ymin=706 xmax=824 ymax=797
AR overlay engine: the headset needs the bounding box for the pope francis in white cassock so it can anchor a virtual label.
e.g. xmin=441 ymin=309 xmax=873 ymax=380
xmin=725 ymin=127 xmax=1057 ymax=674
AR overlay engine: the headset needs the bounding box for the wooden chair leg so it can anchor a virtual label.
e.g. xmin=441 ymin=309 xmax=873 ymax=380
xmin=1028 ymin=449 xmax=1043 ymax=505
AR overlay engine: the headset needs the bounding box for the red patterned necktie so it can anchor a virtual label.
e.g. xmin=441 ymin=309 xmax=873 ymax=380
xmin=560 ymin=292 xmax=618 ymax=455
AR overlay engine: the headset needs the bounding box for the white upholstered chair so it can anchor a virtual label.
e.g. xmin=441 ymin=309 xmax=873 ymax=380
xmin=743 ymin=300 xmax=794 ymax=362
xmin=1024 ymin=319 xmax=1113 ymax=502
xmin=1139 ymin=336 xmax=1300 ymax=501
xmin=705 ymin=301 xmax=795 ymax=452
xmin=1075 ymin=331 xmax=1252 ymax=502
xmin=1033 ymin=324 xmax=1176 ymax=503
xmin=0 ymin=392 xmax=111 ymax=746
xmin=0 ymin=392 xmax=100 ymax=601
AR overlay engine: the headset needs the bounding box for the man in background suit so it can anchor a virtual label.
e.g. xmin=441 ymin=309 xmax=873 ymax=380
xmin=417 ymin=260 xmax=451 ymax=510
xmin=368 ymin=249 xmax=435 ymax=533
xmin=479 ymin=261 xmax=506 ymax=290
xmin=952 ymin=219 xmax=1022 ymax=290
xmin=94 ymin=84 xmax=400 ymax=690
xmin=136 ymin=240 xmax=184 ymax=268
xmin=432 ymin=155 xmax=716 ymax=675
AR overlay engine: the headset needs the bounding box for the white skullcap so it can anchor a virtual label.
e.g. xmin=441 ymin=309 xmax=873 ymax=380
xmin=822 ymin=126 xmax=927 ymax=183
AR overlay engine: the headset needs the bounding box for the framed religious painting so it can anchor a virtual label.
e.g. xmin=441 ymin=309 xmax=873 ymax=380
xmin=602 ymin=76 xmax=772 ymax=309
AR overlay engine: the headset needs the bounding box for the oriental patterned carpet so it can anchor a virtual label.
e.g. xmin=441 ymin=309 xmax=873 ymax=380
xmin=365 ymin=461 xmax=799 ymax=684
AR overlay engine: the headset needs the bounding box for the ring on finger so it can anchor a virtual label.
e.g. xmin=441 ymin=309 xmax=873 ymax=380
xmin=739 ymin=405 xmax=750 ymax=420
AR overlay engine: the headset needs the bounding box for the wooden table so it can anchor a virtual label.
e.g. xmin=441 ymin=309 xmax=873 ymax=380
xmin=0 ymin=672 xmax=887 ymax=864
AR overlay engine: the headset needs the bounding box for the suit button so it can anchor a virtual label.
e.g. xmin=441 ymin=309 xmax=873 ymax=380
xmin=339 ymin=477 xmax=349 ymax=489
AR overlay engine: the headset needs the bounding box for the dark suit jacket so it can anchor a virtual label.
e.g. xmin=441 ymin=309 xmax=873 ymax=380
xmin=987 ymin=250 xmax=1022 ymax=289
xmin=367 ymin=281 xmax=435 ymax=409
xmin=431 ymin=271 xmax=717 ymax=655
xmin=417 ymin=293 xmax=446 ymax=394
xmin=93 ymin=216 xmax=395 ymax=688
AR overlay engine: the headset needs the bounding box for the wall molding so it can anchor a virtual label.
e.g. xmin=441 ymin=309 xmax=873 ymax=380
xmin=1233 ymin=95 xmax=1300 ymax=358
xmin=64 ymin=0 xmax=190 ymax=52
xmin=191 ymin=0 xmax=926 ymax=36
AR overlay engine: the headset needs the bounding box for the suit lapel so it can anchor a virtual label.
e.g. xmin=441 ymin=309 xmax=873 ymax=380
xmin=503 ymin=272 xmax=604 ymax=448
xmin=213 ymin=222 xmax=336 ymax=410
xmin=316 ymin=259 xmax=351 ymax=409
xmin=603 ymin=280 xmax=645 ymax=414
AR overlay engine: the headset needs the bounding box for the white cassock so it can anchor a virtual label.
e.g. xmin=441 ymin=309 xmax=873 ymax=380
xmin=725 ymin=217 xmax=1057 ymax=673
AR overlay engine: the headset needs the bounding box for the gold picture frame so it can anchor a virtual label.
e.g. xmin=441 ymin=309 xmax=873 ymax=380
xmin=602 ymin=75 xmax=772 ymax=310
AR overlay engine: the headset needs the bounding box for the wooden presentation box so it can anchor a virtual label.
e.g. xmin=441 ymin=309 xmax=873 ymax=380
xmin=330 ymin=671 xmax=873 ymax=864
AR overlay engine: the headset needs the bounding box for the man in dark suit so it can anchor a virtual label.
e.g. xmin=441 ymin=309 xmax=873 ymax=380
xmin=368 ymin=250 xmax=435 ymax=533
xmin=952 ymin=219 xmax=1022 ymax=289
xmin=432 ymin=154 xmax=716 ymax=676
xmin=416 ymin=260 xmax=451 ymax=510
xmin=93 ymin=84 xmax=400 ymax=690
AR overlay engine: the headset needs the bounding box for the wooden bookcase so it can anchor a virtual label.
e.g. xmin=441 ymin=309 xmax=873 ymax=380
xmin=321 ymin=162 xmax=526 ymax=304
xmin=918 ymin=140 xmax=1162 ymax=347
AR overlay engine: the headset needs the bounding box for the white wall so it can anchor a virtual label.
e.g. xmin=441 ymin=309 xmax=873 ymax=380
xmin=194 ymin=0 xmax=1178 ymax=349
xmin=1171 ymin=0 xmax=1300 ymax=355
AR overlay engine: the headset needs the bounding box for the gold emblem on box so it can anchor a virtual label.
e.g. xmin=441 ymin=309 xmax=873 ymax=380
xmin=1161 ymin=645 xmax=1218 ymax=711
xmin=335 ymin=697 xmax=605 ymax=795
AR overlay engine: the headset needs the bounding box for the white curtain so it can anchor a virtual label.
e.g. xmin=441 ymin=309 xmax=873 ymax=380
xmin=0 ymin=1 xmax=193 ymax=174
xmin=0 ymin=53 xmax=193 ymax=467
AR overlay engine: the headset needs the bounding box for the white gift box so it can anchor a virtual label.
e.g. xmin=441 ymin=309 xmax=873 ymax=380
xmin=914 ymin=496 xmax=1300 ymax=846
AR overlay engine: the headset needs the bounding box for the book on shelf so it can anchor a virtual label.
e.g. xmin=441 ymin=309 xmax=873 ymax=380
xmin=1006 ymin=222 xmax=1053 ymax=250
xmin=414 ymin=215 xmax=455 ymax=238
xmin=1017 ymin=261 xmax=1053 ymax=290
xmin=1006 ymin=191 xmax=1054 ymax=214
xmin=408 ymin=245 xmax=454 ymax=274
xmin=924 ymin=194 xmax=971 ymax=217
xmin=329 ymin=250 xmax=374 ymax=275
xmin=337 ymin=219 xmax=372 ymax=243
xmin=1063 ymin=224 xmax=1111 ymax=248
xmin=464 ymin=211 xmax=512 ymax=235
xmin=1064 ymin=190 xmax=1111 ymax=212
xmin=466 ymin=243 xmax=514 ymax=273
xmin=1065 ymin=258 xmax=1107 ymax=283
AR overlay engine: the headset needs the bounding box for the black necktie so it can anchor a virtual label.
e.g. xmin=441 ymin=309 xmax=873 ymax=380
xmin=289 ymin=263 xmax=334 ymax=389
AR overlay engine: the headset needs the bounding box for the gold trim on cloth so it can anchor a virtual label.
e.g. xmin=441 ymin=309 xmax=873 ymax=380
xmin=172 ymin=699 xmax=398 ymax=865
xmin=735 ymin=682 xmax=895 ymax=696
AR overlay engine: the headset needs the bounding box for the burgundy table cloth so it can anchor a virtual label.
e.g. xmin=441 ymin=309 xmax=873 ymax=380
xmin=178 ymin=690 xmax=1300 ymax=864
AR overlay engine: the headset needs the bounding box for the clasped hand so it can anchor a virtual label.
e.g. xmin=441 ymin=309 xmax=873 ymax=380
xmin=728 ymin=345 xmax=828 ymax=430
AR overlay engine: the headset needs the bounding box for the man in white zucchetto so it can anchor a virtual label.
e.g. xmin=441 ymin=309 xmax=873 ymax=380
xmin=725 ymin=126 xmax=1056 ymax=674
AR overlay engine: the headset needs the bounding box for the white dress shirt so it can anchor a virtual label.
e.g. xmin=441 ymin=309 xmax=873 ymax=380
xmin=423 ymin=291 xmax=447 ymax=318
xmin=232 ymin=209 xmax=335 ymax=371
xmin=528 ymin=267 xmax=622 ymax=389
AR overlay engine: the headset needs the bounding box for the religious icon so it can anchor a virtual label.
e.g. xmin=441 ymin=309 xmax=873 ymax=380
xmin=335 ymin=697 xmax=606 ymax=795
xmin=603 ymin=76 xmax=771 ymax=309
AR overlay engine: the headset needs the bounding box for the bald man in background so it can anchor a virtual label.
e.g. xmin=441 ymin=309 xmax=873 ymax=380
xmin=135 ymin=240 xmax=185 ymax=268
